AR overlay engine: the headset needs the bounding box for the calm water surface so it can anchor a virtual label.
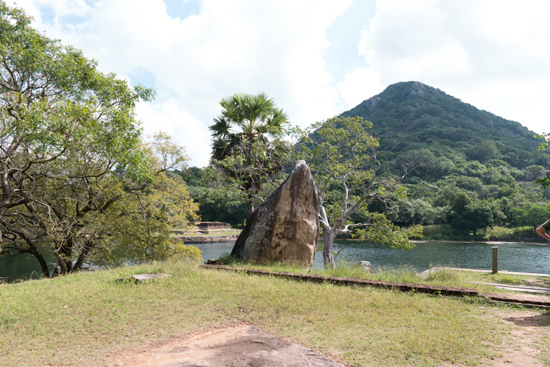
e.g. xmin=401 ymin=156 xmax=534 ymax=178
xmin=194 ymin=240 xmax=550 ymax=273
xmin=3 ymin=240 xmax=550 ymax=281
xmin=0 ymin=253 xmax=45 ymax=282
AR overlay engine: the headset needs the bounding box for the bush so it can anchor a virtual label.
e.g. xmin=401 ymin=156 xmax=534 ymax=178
xmin=421 ymin=224 xmax=472 ymax=240
xmin=485 ymin=226 xmax=513 ymax=239
xmin=510 ymin=226 xmax=536 ymax=237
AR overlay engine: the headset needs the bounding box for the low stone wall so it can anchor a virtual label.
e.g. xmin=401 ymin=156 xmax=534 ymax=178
xmin=175 ymin=235 xmax=238 ymax=244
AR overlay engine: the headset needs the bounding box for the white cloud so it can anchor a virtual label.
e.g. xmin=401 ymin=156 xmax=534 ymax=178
xmin=9 ymin=0 xmax=352 ymax=166
xmin=135 ymin=99 xmax=211 ymax=167
xmin=14 ymin=0 xmax=550 ymax=166
xmin=338 ymin=0 xmax=550 ymax=133
xmin=337 ymin=67 xmax=383 ymax=108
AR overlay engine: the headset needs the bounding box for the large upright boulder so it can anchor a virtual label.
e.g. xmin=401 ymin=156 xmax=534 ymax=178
xmin=230 ymin=160 xmax=319 ymax=266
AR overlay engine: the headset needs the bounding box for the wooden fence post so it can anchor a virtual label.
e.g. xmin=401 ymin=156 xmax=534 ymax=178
xmin=492 ymin=246 xmax=498 ymax=274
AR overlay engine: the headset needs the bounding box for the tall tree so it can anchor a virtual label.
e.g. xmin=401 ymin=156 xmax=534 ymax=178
xmin=0 ymin=4 xmax=199 ymax=276
xmin=209 ymin=92 xmax=289 ymax=214
xmin=295 ymin=116 xmax=422 ymax=267
xmin=446 ymin=192 xmax=494 ymax=236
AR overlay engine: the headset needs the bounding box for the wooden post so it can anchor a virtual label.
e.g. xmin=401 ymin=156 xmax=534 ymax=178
xmin=492 ymin=246 xmax=498 ymax=274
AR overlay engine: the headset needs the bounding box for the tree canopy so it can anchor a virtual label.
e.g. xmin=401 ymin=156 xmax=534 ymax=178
xmin=0 ymin=4 xmax=200 ymax=277
xmin=209 ymin=92 xmax=290 ymax=214
xmin=295 ymin=116 xmax=422 ymax=267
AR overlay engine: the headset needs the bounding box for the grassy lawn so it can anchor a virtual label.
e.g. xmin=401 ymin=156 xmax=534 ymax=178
xmin=215 ymin=257 xmax=550 ymax=296
xmin=1 ymin=261 xmax=549 ymax=366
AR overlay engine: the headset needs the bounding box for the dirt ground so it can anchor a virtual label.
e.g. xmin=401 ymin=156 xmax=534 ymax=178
xmin=108 ymin=310 xmax=550 ymax=367
xmin=109 ymin=323 xmax=343 ymax=367
xmin=490 ymin=310 xmax=550 ymax=366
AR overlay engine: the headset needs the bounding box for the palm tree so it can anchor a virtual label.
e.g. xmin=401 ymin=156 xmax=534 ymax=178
xmin=209 ymin=92 xmax=289 ymax=214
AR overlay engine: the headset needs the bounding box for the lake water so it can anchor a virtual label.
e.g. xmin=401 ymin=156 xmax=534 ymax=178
xmin=0 ymin=253 xmax=45 ymax=282
xmin=2 ymin=240 xmax=550 ymax=281
xmin=193 ymin=240 xmax=550 ymax=274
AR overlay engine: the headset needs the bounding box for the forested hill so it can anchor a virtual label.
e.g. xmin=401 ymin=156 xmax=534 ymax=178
xmin=187 ymin=81 xmax=550 ymax=234
xmin=341 ymin=81 xmax=547 ymax=168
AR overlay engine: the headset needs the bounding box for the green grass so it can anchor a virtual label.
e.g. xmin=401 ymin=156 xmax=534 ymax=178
xmin=214 ymin=256 xmax=550 ymax=295
xmin=1 ymin=261 xmax=548 ymax=366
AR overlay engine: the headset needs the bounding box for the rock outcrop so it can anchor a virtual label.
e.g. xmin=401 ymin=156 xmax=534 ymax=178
xmin=230 ymin=160 xmax=319 ymax=266
xmin=354 ymin=261 xmax=371 ymax=272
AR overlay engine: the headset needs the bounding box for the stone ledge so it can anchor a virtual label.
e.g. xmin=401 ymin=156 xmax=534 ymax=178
xmin=115 ymin=273 xmax=172 ymax=284
xmin=479 ymin=292 xmax=550 ymax=308
xmin=201 ymin=265 xmax=550 ymax=308
xmin=174 ymin=235 xmax=239 ymax=243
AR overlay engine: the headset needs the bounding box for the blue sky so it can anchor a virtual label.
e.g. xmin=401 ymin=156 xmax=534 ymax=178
xmin=8 ymin=0 xmax=550 ymax=166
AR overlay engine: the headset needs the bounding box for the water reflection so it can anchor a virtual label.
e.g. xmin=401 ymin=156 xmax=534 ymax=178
xmin=3 ymin=240 xmax=549 ymax=281
xmin=193 ymin=240 xmax=550 ymax=274
xmin=0 ymin=253 xmax=44 ymax=282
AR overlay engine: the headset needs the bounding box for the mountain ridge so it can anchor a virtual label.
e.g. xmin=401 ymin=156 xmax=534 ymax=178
xmin=340 ymin=81 xmax=544 ymax=167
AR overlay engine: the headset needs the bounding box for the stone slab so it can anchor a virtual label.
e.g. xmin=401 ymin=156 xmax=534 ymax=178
xmin=479 ymin=292 xmax=550 ymax=308
xmin=115 ymin=273 xmax=172 ymax=284
xmin=110 ymin=325 xmax=344 ymax=367
xmin=472 ymin=282 xmax=550 ymax=294
xmin=174 ymin=235 xmax=239 ymax=243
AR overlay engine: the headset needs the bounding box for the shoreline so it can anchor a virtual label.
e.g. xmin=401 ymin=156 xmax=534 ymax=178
xmin=409 ymin=239 xmax=550 ymax=245
xmin=176 ymin=235 xmax=239 ymax=243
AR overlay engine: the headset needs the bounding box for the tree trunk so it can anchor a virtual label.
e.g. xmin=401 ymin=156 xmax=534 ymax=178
xmin=72 ymin=240 xmax=93 ymax=272
xmin=322 ymin=226 xmax=337 ymax=268
xmin=34 ymin=251 xmax=51 ymax=278
xmin=248 ymin=199 xmax=255 ymax=216
xmin=246 ymin=179 xmax=258 ymax=216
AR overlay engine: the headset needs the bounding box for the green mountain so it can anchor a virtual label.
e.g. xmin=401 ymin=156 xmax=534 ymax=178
xmin=188 ymin=81 xmax=550 ymax=234
xmin=341 ymin=81 xmax=548 ymax=168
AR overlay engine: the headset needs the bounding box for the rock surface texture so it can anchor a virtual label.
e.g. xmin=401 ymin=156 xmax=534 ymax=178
xmin=230 ymin=160 xmax=319 ymax=266
xmin=110 ymin=325 xmax=345 ymax=367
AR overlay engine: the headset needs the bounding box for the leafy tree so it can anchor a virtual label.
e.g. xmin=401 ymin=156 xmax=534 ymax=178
xmin=513 ymin=204 xmax=550 ymax=231
xmin=447 ymin=192 xmax=494 ymax=235
xmin=467 ymin=141 xmax=502 ymax=162
xmin=296 ymin=116 xmax=422 ymax=267
xmin=534 ymin=133 xmax=550 ymax=189
xmin=212 ymin=137 xmax=291 ymax=212
xmin=397 ymin=149 xmax=456 ymax=181
xmin=524 ymin=165 xmax=546 ymax=181
xmin=465 ymin=204 xmax=494 ymax=236
xmin=209 ymin=92 xmax=289 ymax=214
xmin=0 ymin=4 xmax=199 ymax=276
xmin=186 ymin=166 xmax=249 ymax=228
xmin=92 ymin=172 xmax=201 ymax=268
xmin=393 ymin=198 xmax=439 ymax=226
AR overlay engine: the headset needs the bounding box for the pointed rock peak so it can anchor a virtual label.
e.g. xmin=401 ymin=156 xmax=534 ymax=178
xmin=230 ymin=160 xmax=319 ymax=267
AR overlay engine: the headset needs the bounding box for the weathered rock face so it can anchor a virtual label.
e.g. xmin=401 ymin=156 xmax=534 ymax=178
xmin=230 ymin=160 xmax=319 ymax=266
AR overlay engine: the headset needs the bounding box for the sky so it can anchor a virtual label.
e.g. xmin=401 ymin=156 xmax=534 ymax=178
xmin=7 ymin=0 xmax=550 ymax=167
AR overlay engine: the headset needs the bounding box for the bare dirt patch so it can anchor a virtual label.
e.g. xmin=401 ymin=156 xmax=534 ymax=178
xmin=109 ymin=323 xmax=343 ymax=367
xmin=107 ymin=310 xmax=550 ymax=367
xmin=491 ymin=310 xmax=550 ymax=366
